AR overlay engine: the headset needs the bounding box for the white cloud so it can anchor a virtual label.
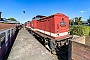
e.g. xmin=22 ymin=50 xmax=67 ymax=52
xmin=72 ymin=14 xmax=75 ymax=15
xmin=80 ymin=11 xmax=86 ymax=13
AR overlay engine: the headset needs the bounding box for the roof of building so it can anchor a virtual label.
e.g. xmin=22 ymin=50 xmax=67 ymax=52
xmin=82 ymin=21 xmax=88 ymax=23
xmin=0 ymin=18 xmax=20 ymax=24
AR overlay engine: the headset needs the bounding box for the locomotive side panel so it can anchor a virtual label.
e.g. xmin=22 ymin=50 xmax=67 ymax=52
xmin=37 ymin=21 xmax=40 ymax=30
xmin=37 ymin=21 xmax=39 ymax=29
xmin=42 ymin=20 xmax=45 ymax=32
xmin=32 ymin=20 xmax=37 ymax=31
xmin=49 ymin=16 xmax=55 ymax=33
xmin=37 ymin=19 xmax=45 ymax=33
xmin=43 ymin=19 xmax=46 ymax=33
xmin=40 ymin=21 xmax=42 ymax=30
xmin=29 ymin=21 xmax=31 ymax=28
xmin=26 ymin=13 xmax=71 ymax=40
xmin=45 ymin=16 xmax=55 ymax=37
xmin=33 ymin=20 xmax=37 ymax=29
xmin=46 ymin=18 xmax=49 ymax=32
xmin=39 ymin=21 xmax=41 ymax=30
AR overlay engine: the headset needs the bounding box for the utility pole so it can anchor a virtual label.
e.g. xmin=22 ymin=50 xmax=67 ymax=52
xmin=23 ymin=11 xmax=25 ymax=23
xmin=23 ymin=11 xmax=25 ymax=29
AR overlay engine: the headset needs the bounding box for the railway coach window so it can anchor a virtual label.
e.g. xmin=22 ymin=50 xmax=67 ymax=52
xmin=8 ymin=30 xmax=10 ymax=39
xmin=0 ymin=32 xmax=5 ymax=48
xmin=11 ymin=29 xmax=13 ymax=36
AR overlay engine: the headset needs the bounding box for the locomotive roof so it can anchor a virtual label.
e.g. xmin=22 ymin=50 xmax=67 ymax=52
xmin=39 ymin=13 xmax=68 ymax=20
xmin=53 ymin=13 xmax=68 ymax=16
xmin=32 ymin=13 xmax=68 ymax=21
xmin=32 ymin=15 xmax=46 ymax=19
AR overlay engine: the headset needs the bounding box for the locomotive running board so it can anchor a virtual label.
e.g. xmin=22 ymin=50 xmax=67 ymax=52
xmin=34 ymin=31 xmax=72 ymax=41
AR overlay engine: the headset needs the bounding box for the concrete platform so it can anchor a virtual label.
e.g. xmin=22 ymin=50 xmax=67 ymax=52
xmin=7 ymin=29 xmax=56 ymax=60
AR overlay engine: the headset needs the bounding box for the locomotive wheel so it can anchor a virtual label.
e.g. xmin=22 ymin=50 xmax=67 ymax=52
xmin=51 ymin=48 xmax=56 ymax=54
xmin=44 ymin=38 xmax=48 ymax=45
xmin=50 ymin=40 xmax=56 ymax=54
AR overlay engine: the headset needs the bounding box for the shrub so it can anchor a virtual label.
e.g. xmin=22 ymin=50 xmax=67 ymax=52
xmin=70 ymin=26 xmax=90 ymax=36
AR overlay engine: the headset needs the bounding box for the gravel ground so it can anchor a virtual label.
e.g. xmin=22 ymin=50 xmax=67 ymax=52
xmin=7 ymin=29 xmax=56 ymax=60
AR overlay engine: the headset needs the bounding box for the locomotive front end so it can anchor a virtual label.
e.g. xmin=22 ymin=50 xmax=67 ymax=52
xmin=53 ymin=13 xmax=70 ymax=40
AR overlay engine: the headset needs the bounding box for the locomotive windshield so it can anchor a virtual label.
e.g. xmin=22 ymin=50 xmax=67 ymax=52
xmin=36 ymin=17 xmax=40 ymax=20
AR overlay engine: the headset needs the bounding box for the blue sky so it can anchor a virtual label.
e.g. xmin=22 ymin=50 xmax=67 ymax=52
xmin=0 ymin=0 xmax=90 ymax=23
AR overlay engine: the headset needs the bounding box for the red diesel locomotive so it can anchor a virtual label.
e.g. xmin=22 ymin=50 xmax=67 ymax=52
xmin=26 ymin=13 xmax=72 ymax=54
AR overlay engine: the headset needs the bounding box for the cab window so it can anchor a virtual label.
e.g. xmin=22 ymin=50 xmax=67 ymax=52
xmin=36 ymin=17 xmax=40 ymax=20
xmin=0 ymin=32 xmax=5 ymax=48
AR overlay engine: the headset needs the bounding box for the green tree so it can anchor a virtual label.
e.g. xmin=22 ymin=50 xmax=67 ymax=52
xmin=74 ymin=17 xmax=82 ymax=25
xmin=69 ymin=19 xmax=74 ymax=26
xmin=78 ymin=17 xmax=82 ymax=25
xmin=87 ymin=16 xmax=90 ymax=25
xmin=8 ymin=17 xmax=17 ymax=21
xmin=24 ymin=22 xmax=27 ymax=24
xmin=74 ymin=17 xmax=78 ymax=25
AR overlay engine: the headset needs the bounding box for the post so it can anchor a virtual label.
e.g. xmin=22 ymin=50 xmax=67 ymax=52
xmin=23 ymin=11 xmax=25 ymax=29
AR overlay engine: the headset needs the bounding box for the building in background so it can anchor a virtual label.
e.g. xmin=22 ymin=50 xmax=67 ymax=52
xmin=82 ymin=21 xmax=89 ymax=26
xmin=0 ymin=12 xmax=20 ymax=24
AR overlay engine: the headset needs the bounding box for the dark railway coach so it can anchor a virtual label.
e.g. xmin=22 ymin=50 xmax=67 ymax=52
xmin=0 ymin=23 xmax=17 ymax=60
xmin=25 ymin=13 xmax=72 ymax=54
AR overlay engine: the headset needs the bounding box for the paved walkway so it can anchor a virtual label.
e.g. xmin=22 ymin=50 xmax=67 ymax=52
xmin=8 ymin=29 xmax=56 ymax=60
